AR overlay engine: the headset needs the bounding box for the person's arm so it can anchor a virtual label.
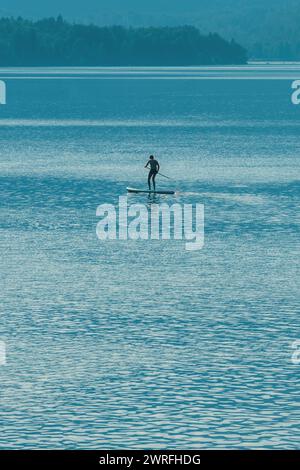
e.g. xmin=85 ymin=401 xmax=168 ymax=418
xmin=145 ymin=160 xmax=150 ymax=168
xmin=157 ymin=162 xmax=160 ymax=172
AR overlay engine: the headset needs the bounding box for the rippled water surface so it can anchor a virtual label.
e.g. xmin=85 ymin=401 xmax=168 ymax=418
xmin=0 ymin=66 xmax=300 ymax=449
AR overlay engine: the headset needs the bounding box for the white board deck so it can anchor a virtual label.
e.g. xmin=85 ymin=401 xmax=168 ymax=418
xmin=127 ymin=187 xmax=175 ymax=195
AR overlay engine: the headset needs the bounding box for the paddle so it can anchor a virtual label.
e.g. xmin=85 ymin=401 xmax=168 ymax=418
xmin=144 ymin=167 xmax=173 ymax=180
xmin=158 ymin=172 xmax=172 ymax=180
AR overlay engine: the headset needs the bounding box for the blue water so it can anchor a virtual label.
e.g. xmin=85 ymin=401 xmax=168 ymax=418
xmin=0 ymin=66 xmax=300 ymax=449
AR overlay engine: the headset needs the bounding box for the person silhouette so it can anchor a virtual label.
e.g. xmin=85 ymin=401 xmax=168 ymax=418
xmin=145 ymin=155 xmax=160 ymax=191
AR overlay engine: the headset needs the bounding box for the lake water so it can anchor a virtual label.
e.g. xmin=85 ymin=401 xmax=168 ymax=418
xmin=0 ymin=66 xmax=299 ymax=449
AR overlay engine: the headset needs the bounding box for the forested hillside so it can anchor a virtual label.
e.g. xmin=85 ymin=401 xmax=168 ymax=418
xmin=0 ymin=0 xmax=298 ymax=59
xmin=0 ymin=17 xmax=247 ymax=66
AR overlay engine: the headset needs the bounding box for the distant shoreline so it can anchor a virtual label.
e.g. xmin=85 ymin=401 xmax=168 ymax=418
xmin=0 ymin=17 xmax=247 ymax=66
xmin=249 ymin=60 xmax=300 ymax=65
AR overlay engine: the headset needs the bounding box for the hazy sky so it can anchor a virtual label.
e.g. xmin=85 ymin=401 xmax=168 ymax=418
xmin=0 ymin=0 xmax=211 ymax=17
xmin=0 ymin=1 xmax=283 ymax=20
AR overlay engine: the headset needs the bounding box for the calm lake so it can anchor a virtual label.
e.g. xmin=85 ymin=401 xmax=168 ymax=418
xmin=0 ymin=65 xmax=299 ymax=449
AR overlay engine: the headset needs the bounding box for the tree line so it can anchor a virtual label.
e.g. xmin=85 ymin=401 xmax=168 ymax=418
xmin=0 ymin=17 xmax=247 ymax=66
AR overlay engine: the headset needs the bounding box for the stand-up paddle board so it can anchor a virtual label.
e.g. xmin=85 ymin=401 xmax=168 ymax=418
xmin=127 ymin=187 xmax=175 ymax=195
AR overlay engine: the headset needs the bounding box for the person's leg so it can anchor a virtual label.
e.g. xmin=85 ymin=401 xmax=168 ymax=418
xmin=152 ymin=172 xmax=157 ymax=191
xmin=148 ymin=171 xmax=152 ymax=190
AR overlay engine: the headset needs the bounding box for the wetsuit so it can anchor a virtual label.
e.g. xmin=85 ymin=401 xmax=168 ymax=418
xmin=146 ymin=159 xmax=160 ymax=190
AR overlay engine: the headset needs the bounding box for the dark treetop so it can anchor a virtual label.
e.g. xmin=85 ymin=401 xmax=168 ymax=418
xmin=0 ymin=16 xmax=247 ymax=66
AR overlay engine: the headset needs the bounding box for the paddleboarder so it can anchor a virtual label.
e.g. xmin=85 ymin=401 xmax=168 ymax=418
xmin=145 ymin=155 xmax=160 ymax=191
